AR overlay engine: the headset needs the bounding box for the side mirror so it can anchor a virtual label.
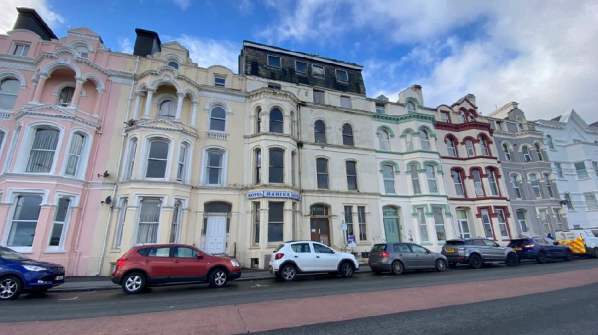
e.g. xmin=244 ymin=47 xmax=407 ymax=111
xmin=494 ymin=243 xmax=500 ymax=247
xmin=331 ymin=250 xmax=335 ymax=254
xmin=197 ymin=255 xmax=204 ymax=260
xmin=553 ymin=242 xmax=559 ymax=246
xmin=426 ymin=249 xmax=431 ymax=254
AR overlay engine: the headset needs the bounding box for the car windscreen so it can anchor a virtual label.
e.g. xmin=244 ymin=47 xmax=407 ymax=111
xmin=0 ymin=247 xmax=31 ymax=261
xmin=507 ymin=239 xmax=529 ymax=247
xmin=444 ymin=240 xmax=464 ymax=246
xmin=370 ymin=244 xmax=387 ymax=252
xmin=592 ymin=230 xmax=598 ymax=237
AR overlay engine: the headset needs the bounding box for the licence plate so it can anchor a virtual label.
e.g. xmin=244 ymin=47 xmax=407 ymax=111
xmin=445 ymin=248 xmax=455 ymax=253
xmin=514 ymin=248 xmax=522 ymax=251
xmin=55 ymin=276 xmax=64 ymax=281
xmin=371 ymin=262 xmax=377 ymax=265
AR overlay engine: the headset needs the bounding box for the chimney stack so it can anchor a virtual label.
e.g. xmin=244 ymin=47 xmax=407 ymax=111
xmin=133 ymin=28 xmax=162 ymax=57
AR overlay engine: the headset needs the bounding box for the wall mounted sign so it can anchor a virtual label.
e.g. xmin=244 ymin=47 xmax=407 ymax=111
xmin=247 ymin=191 xmax=301 ymax=200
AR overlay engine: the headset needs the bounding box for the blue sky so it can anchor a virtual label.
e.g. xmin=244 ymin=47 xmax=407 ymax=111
xmin=2 ymin=0 xmax=598 ymax=121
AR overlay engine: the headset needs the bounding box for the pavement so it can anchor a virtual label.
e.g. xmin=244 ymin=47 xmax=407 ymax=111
xmin=51 ymin=265 xmax=374 ymax=292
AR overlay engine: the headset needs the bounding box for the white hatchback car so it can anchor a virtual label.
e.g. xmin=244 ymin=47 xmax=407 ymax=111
xmin=269 ymin=241 xmax=360 ymax=281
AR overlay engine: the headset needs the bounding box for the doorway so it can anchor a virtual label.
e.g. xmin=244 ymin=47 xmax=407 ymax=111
xmin=206 ymin=216 xmax=226 ymax=254
xmin=309 ymin=204 xmax=331 ymax=246
xmin=383 ymin=206 xmax=401 ymax=243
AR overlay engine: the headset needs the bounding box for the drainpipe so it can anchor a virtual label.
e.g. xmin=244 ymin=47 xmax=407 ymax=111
xmin=95 ymin=56 xmax=140 ymax=276
xmin=296 ymin=100 xmax=303 ymax=240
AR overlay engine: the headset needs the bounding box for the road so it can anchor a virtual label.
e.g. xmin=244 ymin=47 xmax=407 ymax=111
xmin=2 ymin=258 xmax=598 ymax=334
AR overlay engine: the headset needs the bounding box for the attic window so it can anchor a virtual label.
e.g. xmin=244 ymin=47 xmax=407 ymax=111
xmin=295 ymin=61 xmax=308 ymax=74
xmin=168 ymin=61 xmax=179 ymax=69
xmin=267 ymin=55 xmax=281 ymax=68
xmin=375 ymin=103 xmax=385 ymax=114
xmin=335 ymin=70 xmax=348 ymax=83
xmin=214 ymin=75 xmax=226 ymax=87
xmin=313 ymin=65 xmax=325 ymax=76
xmin=75 ymin=46 xmax=89 ymax=58
xmin=268 ymin=83 xmax=281 ymax=90
xmin=12 ymin=43 xmax=30 ymax=57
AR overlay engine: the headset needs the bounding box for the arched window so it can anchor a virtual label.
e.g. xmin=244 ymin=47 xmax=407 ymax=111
xmin=26 ymin=128 xmax=60 ymax=173
xmin=316 ymin=157 xmax=329 ymax=189
xmin=472 ymin=169 xmax=484 ymax=196
xmin=479 ymin=137 xmax=490 ymax=156
xmin=58 ymin=86 xmax=75 ymax=106
xmin=205 ymin=149 xmax=225 ymax=185
xmin=452 ymin=169 xmax=465 ymax=197
xmin=446 ymin=137 xmax=457 ymax=157
xmin=146 ymin=139 xmax=169 ymax=178
xmin=465 ymin=139 xmax=475 ymax=157
xmin=158 ymin=99 xmax=176 ymax=120
xmin=522 ymin=146 xmax=532 ymax=162
xmin=487 ymin=168 xmax=499 ymax=196
xmin=425 ymin=164 xmax=438 ymax=193
xmin=378 ymin=129 xmax=390 ymax=151
xmin=459 ymin=111 xmax=466 ymax=123
xmin=410 ymin=164 xmax=421 ymax=195
xmin=254 ymin=148 xmax=261 ymax=184
xmin=168 ymin=61 xmax=179 ymax=69
xmin=420 ymin=130 xmax=430 ymax=150
xmin=0 ymin=78 xmax=19 ymax=110
xmin=209 ymin=107 xmax=227 ymax=131
xmin=530 ymin=174 xmax=542 ymax=198
xmin=176 ymin=143 xmax=189 ymax=182
xmin=382 ymin=164 xmax=395 ymax=194
xmin=407 ymin=101 xmax=416 ymax=113
xmin=535 ymin=143 xmax=544 ymax=161
xmin=314 ymin=120 xmax=327 ymax=144
xmin=74 ymin=45 xmax=89 ymax=58
xmin=405 ymin=132 xmax=414 ymax=151
xmin=124 ymin=138 xmax=137 ymax=179
xmin=545 ymin=135 xmax=554 ymax=150
xmin=516 ymin=209 xmax=529 ymax=234
xmin=342 ymin=124 xmax=354 ymax=146
xmin=510 ymin=174 xmax=522 ymax=198
xmin=269 ymin=109 xmax=283 ymax=133
xmin=64 ymin=132 xmax=86 ymax=177
xmin=468 ymin=113 xmax=476 ymax=121
xmin=269 ymin=148 xmax=284 ymax=183
xmin=502 ymin=143 xmax=512 ymax=161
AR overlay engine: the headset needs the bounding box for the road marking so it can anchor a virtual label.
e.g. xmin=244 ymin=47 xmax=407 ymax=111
xmin=58 ymin=297 xmax=78 ymax=301
xmin=251 ymin=283 xmax=269 ymax=288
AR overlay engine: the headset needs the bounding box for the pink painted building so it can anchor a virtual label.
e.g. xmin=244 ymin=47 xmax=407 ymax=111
xmin=0 ymin=8 xmax=133 ymax=275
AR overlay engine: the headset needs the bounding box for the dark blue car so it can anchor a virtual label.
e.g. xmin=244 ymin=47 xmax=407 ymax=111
xmin=0 ymin=246 xmax=65 ymax=300
xmin=507 ymin=237 xmax=573 ymax=264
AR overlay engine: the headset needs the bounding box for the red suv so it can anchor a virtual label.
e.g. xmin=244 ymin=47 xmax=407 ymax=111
xmin=111 ymin=244 xmax=241 ymax=294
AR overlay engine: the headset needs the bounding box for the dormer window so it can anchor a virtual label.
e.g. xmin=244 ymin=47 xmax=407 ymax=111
xmin=313 ymin=65 xmax=325 ymax=76
xmin=74 ymin=46 xmax=89 ymax=58
xmin=441 ymin=111 xmax=449 ymax=122
xmin=407 ymin=102 xmax=416 ymax=114
xmin=468 ymin=113 xmax=476 ymax=121
xmin=375 ymin=103 xmax=385 ymax=114
xmin=214 ymin=75 xmax=226 ymax=87
xmin=335 ymin=70 xmax=348 ymax=83
xmin=12 ymin=43 xmax=30 ymax=57
xmin=267 ymin=55 xmax=281 ymax=68
xmin=58 ymin=87 xmax=75 ymax=107
xmin=295 ymin=61 xmax=308 ymax=74
xmin=168 ymin=61 xmax=179 ymax=69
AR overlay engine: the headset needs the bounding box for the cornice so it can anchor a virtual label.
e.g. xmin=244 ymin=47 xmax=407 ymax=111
xmin=372 ymin=112 xmax=436 ymax=124
xmin=199 ymin=90 xmax=246 ymax=103
xmin=0 ymin=55 xmax=36 ymax=71
xmin=303 ymin=102 xmax=372 ymax=117
xmin=492 ymin=129 xmax=544 ymax=138
xmin=248 ymin=87 xmax=301 ymax=105
xmin=435 ymin=120 xmax=493 ymax=134
xmin=125 ymin=119 xmax=199 ymax=139
xmin=15 ymin=104 xmax=101 ymax=130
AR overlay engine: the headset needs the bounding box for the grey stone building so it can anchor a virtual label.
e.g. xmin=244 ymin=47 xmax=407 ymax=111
xmin=485 ymin=102 xmax=567 ymax=237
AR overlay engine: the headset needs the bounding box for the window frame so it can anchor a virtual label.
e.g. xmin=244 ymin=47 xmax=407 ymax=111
xmin=544 ymin=173 xmax=554 ymax=198
xmin=314 ymin=120 xmax=327 ymax=144
xmin=312 ymin=64 xmax=325 ymax=76
xmin=522 ymin=146 xmax=532 ymax=162
xmin=112 ymin=197 xmax=128 ymax=249
xmin=342 ymin=124 xmax=354 ymax=146
xmin=176 ymin=142 xmax=189 ymax=182
xmin=25 ymin=127 xmax=61 ymax=174
xmin=410 ymin=164 xmax=421 ymax=195
xmin=214 ymin=75 xmax=226 ymax=87
xmin=145 ymin=139 xmax=170 ymax=179
xmin=479 ymin=137 xmax=490 ymax=156
xmin=157 ymin=99 xmax=176 ymax=120
xmin=267 ymin=201 xmax=284 ymax=243
xmin=47 ymin=196 xmax=72 ymax=251
xmin=425 ymin=164 xmax=438 ymax=194
xmin=584 ymin=192 xmax=598 ymax=210
xmin=252 ymin=202 xmax=260 ymax=246
xmin=535 ymin=143 xmax=544 ymax=161
xmin=269 ymin=148 xmax=285 ymax=184
xmin=382 ymin=164 xmax=396 ymax=194
xmin=487 ymin=168 xmax=499 ymax=196
xmin=295 ymin=60 xmax=308 ymax=74
xmin=209 ymin=106 xmax=227 ymax=132
xmin=316 ymin=157 xmax=329 ymax=189
xmin=6 ymin=194 xmax=43 ymax=251
xmin=510 ymin=174 xmax=522 ymax=199
xmin=204 ymin=148 xmax=226 ymax=186
xmin=346 ymin=160 xmax=358 ymax=191
xmin=495 ymin=208 xmax=509 ymax=239
xmin=465 ymin=139 xmax=476 ymax=157
xmin=555 ymin=163 xmax=564 ymax=178
xmin=267 ymin=55 xmax=282 ymax=68
xmin=58 ymin=86 xmax=75 ymax=107
xmin=480 ymin=209 xmax=494 ymax=239
xmin=254 ymin=148 xmax=261 ymax=184
xmin=124 ymin=137 xmax=138 ymax=180
xmin=472 ymin=169 xmax=485 ymax=197
xmin=313 ymin=89 xmax=325 ymax=105
xmin=417 ymin=207 xmax=428 ymax=242
xmin=575 ymin=161 xmax=588 ymax=179
xmin=169 ymin=199 xmax=183 ymax=243
xmin=420 ymin=130 xmax=431 ymax=150
xmin=432 ymin=205 xmax=446 ymax=242
xmin=11 ymin=42 xmax=31 ymax=57
xmin=136 ymin=198 xmax=162 ymax=244
xmin=516 ymin=210 xmax=528 ymax=233
xmin=530 ymin=174 xmax=542 ymax=198
xmin=335 ymin=69 xmax=349 ymax=83
xmin=63 ymin=131 xmax=87 ymax=178
xmin=340 ymin=95 xmax=352 ymax=109
xmin=452 ymin=169 xmax=466 ymax=197
xmin=358 ymin=206 xmax=367 ymax=241
xmin=378 ymin=129 xmax=390 ymax=151
xmin=269 ymin=108 xmax=284 ymax=133
xmin=0 ymin=77 xmax=20 ymax=111
xmin=446 ymin=137 xmax=458 ymax=157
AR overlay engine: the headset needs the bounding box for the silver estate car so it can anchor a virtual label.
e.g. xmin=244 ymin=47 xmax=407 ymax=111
xmin=441 ymin=238 xmax=519 ymax=269
xmin=368 ymin=242 xmax=448 ymax=275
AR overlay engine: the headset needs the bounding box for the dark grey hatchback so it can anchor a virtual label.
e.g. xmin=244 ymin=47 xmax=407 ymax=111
xmin=368 ymin=242 xmax=448 ymax=275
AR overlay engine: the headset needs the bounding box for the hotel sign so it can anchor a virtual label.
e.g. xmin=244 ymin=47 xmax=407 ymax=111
xmin=247 ymin=191 xmax=301 ymax=200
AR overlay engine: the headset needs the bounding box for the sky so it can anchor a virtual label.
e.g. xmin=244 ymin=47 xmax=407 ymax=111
xmin=2 ymin=0 xmax=597 ymax=122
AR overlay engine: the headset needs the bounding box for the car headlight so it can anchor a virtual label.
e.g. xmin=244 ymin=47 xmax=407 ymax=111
xmin=230 ymin=259 xmax=240 ymax=267
xmin=23 ymin=265 xmax=47 ymax=272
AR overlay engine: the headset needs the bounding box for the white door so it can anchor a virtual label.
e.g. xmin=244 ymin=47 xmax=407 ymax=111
xmin=206 ymin=216 xmax=226 ymax=254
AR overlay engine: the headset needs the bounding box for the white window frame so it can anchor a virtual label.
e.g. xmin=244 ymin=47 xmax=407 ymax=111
xmin=432 ymin=205 xmax=446 ymax=242
xmin=487 ymin=169 xmax=499 ymax=196
xmin=20 ymin=124 xmax=64 ymax=175
xmin=358 ymin=206 xmax=367 ymax=241
xmin=340 ymin=95 xmax=352 ymax=109
xmin=496 ymin=208 xmax=509 ymax=239
xmin=544 ymin=174 xmax=554 ymax=198
xmin=202 ymin=147 xmax=228 ymax=186
xmin=382 ymin=164 xmax=395 ymax=194
xmin=0 ymin=77 xmax=20 ymax=111
xmin=12 ymin=42 xmax=30 ymax=57
xmin=553 ymin=208 xmax=563 ymax=231
xmin=144 ymin=138 xmax=171 ymax=180
xmin=169 ymin=199 xmax=183 ymax=243
xmin=375 ymin=104 xmax=385 ymax=114
xmin=346 ymin=160 xmax=358 ymax=191
xmin=313 ymin=90 xmax=325 ymax=105
xmin=378 ymin=130 xmax=390 ymax=151
xmin=417 ymin=207 xmax=428 ymax=242
xmin=452 ymin=170 xmax=465 ymax=197
xmin=312 ymin=64 xmax=325 ymax=76
xmin=316 ymin=157 xmax=329 ymax=189
xmin=267 ymin=54 xmax=282 ymax=68
xmin=530 ymin=174 xmax=542 ymax=199
xmin=555 ymin=163 xmax=564 ymax=178
xmin=456 ymin=209 xmax=471 ymax=239
xmin=62 ymin=130 xmax=91 ymax=179
xmin=503 ymin=143 xmax=511 ymax=161
xmin=135 ymin=198 xmax=163 ymax=245
xmin=405 ymin=132 xmax=413 ymax=151
xmin=426 ymin=165 xmax=438 ymax=194
xmin=410 ymin=164 xmax=421 ymax=195
xmin=584 ymin=192 xmax=598 ymax=210
xmin=446 ymin=138 xmax=457 ymax=157
xmin=46 ymin=194 xmax=77 ymax=252
xmin=209 ymin=106 xmax=227 ymax=132
xmin=516 ymin=210 xmax=528 ymax=234
xmin=176 ymin=142 xmax=190 ymax=183
xmin=511 ymin=175 xmax=522 ymax=199
xmin=472 ymin=169 xmax=484 ymax=197
xmin=535 ymin=144 xmax=544 ymax=161
xmin=335 ymin=69 xmax=349 ymax=83
xmin=123 ymin=137 xmax=138 ymax=180
xmin=295 ymin=60 xmax=308 ymax=74
xmin=480 ymin=138 xmax=489 ymax=156
xmin=565 ymin=193 xmax=574 ymax=210
xmin=466 ymin=140 xmax=475 ymax=157
xmin=522 ymin=146 xmax=532 ymax=162
xmin=420 ymin=130 xmax=430 ymax=150
xmin=407 ymin=102 xmax=416 ymax=114
xmin=575 ymin=161 xmax=588 ymax=179
xmin=481 ymin=209 xmax=493 ymax=238
xmin=2 ymin=190 xmax=48 ymax=253
xmin=214 ymin=75 xmax=226 ymax=87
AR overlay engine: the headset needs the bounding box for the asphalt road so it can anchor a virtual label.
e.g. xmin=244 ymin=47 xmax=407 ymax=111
xmin=255 ymin=282 xmax=598 ymax=335
xmin=2 ymin=258 xmax=598 ymax=323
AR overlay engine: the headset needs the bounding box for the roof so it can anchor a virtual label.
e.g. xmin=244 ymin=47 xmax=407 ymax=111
xmin=590 ymin=121 xmax=598 ymax=127
xmin=243 ymin=40 xmax=363 ymax=70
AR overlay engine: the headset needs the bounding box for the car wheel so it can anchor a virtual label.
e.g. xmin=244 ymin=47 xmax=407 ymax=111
xmin=391 ymin=260 xmax=403 ymax=275
xmin=506 ymin=253 xmax=519 ymax=266
xmin=209 ymin=269 xmax=228 ymax=288
xmin=536 ymin=251 xmax=547 ymax=264
xmin=435 ymin=259 xmax=447 ymax=272
xmin=122 ymin=272 xmax=146 ymax=294
xmin=564 ymin=250 xmax=574 ymax=261
xmin=280 ymin=264 xmax=296 ymax=282
xmin=593 ymin=248 xmax=598 ymax=259
xmin=340 ymin=262 xmax=354 ymax=278
xmin=469 ymin=254 xmax=482 ymax=269
xmin=0 ymin=275 xmax=23 ymax=300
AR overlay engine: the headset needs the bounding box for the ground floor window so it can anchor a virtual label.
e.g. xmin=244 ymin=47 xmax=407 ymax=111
xmin=7 ymin=195 xmax=42 ymax=247
xmin=253 ymin=202 xmax=260 ymax=245
xmin=344 ymin=206 xmax=354 ymax=240
xmin=432 ymin=205 xmax=446 ymax=241
xmin=169 ymin=200 xmax=182 ymax=243
xmin=480 ymin=209 xmax=493 ymax=238
xmin=417 ymin=207 xmax=428 ymax=242
xmin=358 ymin=206 xmax=367 ymax=241
xmin=268 ymin=202 xmax=284 ymax=242
xmin=516 ymin=210 xmax=528 ymax=234
xmin=48 ymin=197 xmax=71 ymax=248
xmin=456 ymin=209 xmax=470 ymax=239
xmin=137 ymin=199 xmax=161 ymax=244
xmin=496 ymin=208 xmax=509 ymax=238
xmin=553 ymin=208 xmax=563 ymax=231
xmin=539 ymin=209 xmax=551 ymax=235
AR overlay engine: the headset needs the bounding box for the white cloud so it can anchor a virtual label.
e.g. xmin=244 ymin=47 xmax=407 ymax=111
xmin=118 ymin=37 xmax=133 ymax=54
xmin=0 ymin=0 xmax=64 ymax=34
xmin=175 ymin=35 xmax=239 ymax=72
xmin=263 ymin=0 xmax=598 ymax=121
xmin=169 ymin=0 xmax=191 ymax=10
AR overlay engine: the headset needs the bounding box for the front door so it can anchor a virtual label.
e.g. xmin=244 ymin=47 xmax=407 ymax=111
xmin=384 ymin=218 xmax=401 ymax=243
xmin=310 ymin=218 xmax=330 ymax=246
xmin=206 ymin=216 xmax=226 ymax=254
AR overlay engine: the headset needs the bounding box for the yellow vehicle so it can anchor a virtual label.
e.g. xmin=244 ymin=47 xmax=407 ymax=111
xmin=554 ymin=229 xmax=598 ymax=258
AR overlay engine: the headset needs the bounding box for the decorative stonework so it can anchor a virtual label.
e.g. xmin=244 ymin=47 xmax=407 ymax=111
xmin=372 ymin=112 xmax=435 ymax=124
xmin=126 ymin=119 xmax=199 ymax=139
xmin=0 ymin=60 xmax=35 ymax=71
xmin=15 ymin=105 xmax=101 ymax=130
xmin=200 ymin=90 xmax=246 ymax=103
xmin=205 ymin=131 xmax=228 ymax=141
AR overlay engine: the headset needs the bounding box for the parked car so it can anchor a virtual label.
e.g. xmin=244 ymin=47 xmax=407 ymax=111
xmin=441 ymin=238 xmax=519 ymax=269
xmin=0 ymin=246 xmax=65 ymax=300
xmin=555 ymin=229 xmax=598 ymax=258
xmin=269 ymin=241 xmax=359 ymax=281
xmin=368 ymin=242 xmax=448 ymax=275
xmin=507 ymin=237 xmax=573 ymax=263
xmin=111 ymin=244 xmax=241 ymax=294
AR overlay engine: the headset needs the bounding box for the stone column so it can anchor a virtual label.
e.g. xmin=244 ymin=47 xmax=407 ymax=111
xmin=143 ymin=89 xmax=155 ymax=117
xmin=32 ymin=74 xmax=48 ymax=102
xmin=175 ymin=92 xmax=184 ymax=121
xmin=132 ymin=92 xmax=144 ymax=119
xmin=93 ymin=90 xmax=104 ymax=115
xmin=70 ymin=78 xmax=85 ymax=108
xmin=191 ymin=102 xmax=198 ymax=127
xmin=283 ymin=201 xmax=293 ymax=242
